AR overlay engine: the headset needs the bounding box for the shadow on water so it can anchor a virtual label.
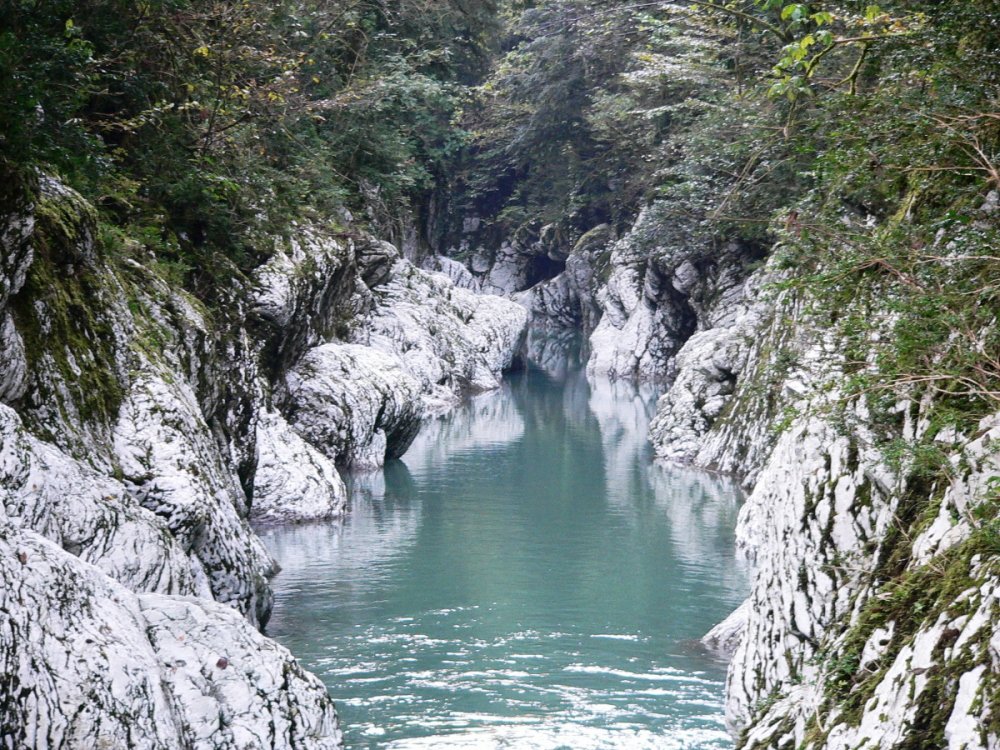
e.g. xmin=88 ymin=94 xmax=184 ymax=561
xmin=260 ymin=329 xmax=747 ymax=750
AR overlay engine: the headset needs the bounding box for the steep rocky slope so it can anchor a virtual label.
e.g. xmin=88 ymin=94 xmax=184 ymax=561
xmin=439 ymin=135 xmax=999 ymax=748
xmin=543 ymin=192 xmax=1000 ymax=749
xmin=0 ymin=175 xmax=526 ymax=745
xmin=433 ymin=4 xmax=1000 ymax=745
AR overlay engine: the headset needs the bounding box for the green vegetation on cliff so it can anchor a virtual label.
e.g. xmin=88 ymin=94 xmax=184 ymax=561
xmin=1 ymin=0 xmax=500 ymax=289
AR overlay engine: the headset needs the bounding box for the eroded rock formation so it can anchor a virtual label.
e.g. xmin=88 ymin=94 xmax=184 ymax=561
xmin=0 ymin=176 xmax=528 ymax=746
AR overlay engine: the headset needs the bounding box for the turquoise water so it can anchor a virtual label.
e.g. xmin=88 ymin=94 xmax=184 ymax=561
xmin=260 ymin=347 xmax=747 ymax=749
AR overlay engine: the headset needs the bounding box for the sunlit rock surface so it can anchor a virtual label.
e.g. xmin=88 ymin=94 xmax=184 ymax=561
xmin=252 ymin=407 xmax=348 ymax=524
xmin=115 ymin=370 xmax=276 ymax=626
xmin=0 ymin=518 xmax=343 ymax=750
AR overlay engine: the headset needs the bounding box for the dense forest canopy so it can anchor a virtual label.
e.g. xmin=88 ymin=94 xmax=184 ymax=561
xmin=1 ymin=0 xmax=499 ymax=277
xmin=2 ymin=0 xmax=997 ymax=307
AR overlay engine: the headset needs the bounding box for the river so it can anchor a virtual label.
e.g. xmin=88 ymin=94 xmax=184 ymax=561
xmin=260 ymin=340 xmax=747 ymax=749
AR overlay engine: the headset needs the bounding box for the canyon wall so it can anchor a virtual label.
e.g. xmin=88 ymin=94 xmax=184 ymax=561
xmin=0 ymin=175 xmax=527 ymax=746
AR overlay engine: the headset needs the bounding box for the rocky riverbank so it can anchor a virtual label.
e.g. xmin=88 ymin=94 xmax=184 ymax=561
xmin=462 ymin=187 xmax=1000 ymax=749
xmin=0 ymin=176 xmax=527 ymax=747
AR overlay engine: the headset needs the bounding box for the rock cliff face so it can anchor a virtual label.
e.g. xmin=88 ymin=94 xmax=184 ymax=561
xmin=0 ymin=176 xmax=527 ymax=746
xmin=582 ymin=201 xmax=1000 ymax=748
xmin=5 ymin=157 xmax=997 ymax=749
xmin=456 ymin=179 xmax=1000 ymax=749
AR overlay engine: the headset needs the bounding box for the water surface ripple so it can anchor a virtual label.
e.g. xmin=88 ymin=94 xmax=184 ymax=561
xmin=261 ymin=351 xmax=747 ymax=749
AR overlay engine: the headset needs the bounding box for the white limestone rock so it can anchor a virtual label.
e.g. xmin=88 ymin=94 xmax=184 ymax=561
xmin=820 ymin=571 xmax=999 ymax=750
xmin=649 ymin=326 xmax=745 ymax=462
xmin=588 ymin=258 xmax=666 ymax=380
xmin=515 ymin=271 xmax=580 ymax=328
xmin=0 ymin=520 xmax=185 ymax=749
xmin=648 ymin=260 xmax=775 ymax=468
xmin=35 ymin=175 xmax=98 ymax=268
xmin=585 ymin=213 xmax=701 ymax=381
xmin=3 ymin=181 xmax=134 ymax=470
xmin=282 ymin=257 xmax=527 ymax=469
xmin=252 ymin=407 xmax=348 ymax=524
xmin=586 ymin=204 xmax=756 ymax=382
xmin=912 ymin=412 xmax=1000 ymax=564
xmin=355 ymin=235 xmax=400 ymax=288
xmin=702 ymin=600 xmax=749 ymax=658
xmin=0 ymin=311 xmax=28 ymax=402
xmin=726 ymin=410 xmax=898 ymax=732
xmin=115 ymin=370 xmax=276 ymax=625
xmin=0 ymin=195 xmax=34 ymax=314
xmin=0 ymin=182 xmax=32 ymax=402
xmin=352 ymin=258 xmax=528 ymax=402
xmin=282 ymin=343 xmax=424 ymax=470
xmin=687 ymin=274 xmax=1000 ymax=749
xmin=1 ymin=404 xmax=207 ymax=597
xmin=0 ymin=519 xmax=343 ymax=750
xmin=139 ymin=593 xmax=344 ymax=749
xmin=515 ymin=224 xmax=610 ymax=332
xmin=482 ymin=242 xmax=532 ymax=295
xmin=250 ymin=226 xmax=355 ymax=374
xmin=421 ymin=255 xmax=481 ymax=290
xmin=252 ymin=226 xmax=350 ymax=331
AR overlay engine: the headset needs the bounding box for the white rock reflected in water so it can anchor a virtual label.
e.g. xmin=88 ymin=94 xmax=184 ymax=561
xmin=263 ymin=341 xmax=747 ymax=750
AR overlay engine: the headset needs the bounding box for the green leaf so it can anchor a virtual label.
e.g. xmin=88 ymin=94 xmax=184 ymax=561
xmin=781 ymin=4 xmax=807 ymax=21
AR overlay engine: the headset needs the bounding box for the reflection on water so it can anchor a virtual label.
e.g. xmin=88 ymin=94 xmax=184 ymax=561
xmin=261 ymin=343 xmax=747 ymax=749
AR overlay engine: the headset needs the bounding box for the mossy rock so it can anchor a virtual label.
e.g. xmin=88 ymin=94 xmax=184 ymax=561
xmin=34 ymin=177 xmax=99 ymax=269
xmin=8 ymin=181 xmax=126 ymax=458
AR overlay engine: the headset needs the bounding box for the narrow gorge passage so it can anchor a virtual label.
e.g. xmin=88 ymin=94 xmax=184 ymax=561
xmin=261 ymin=341 xmax=748 ymax=749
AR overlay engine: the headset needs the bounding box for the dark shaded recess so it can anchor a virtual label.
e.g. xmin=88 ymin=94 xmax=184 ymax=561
xmin=191 ymin=309 xmax=262 ymax=509
xmin=251 ymin=257 xmax=358 ymax=384
xmin=527 ymin=254 xmax=566 ymax=287
xmin=385 ymin=418 xmax=423 ymax=462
